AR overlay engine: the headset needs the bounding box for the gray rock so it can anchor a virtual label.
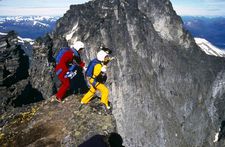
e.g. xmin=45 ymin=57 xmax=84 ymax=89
xmin=0 ymin=31 xmax=30 ymax=114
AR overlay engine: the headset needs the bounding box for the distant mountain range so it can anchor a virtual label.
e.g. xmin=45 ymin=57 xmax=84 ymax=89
xmin=0 ymin=16 xmax=60 ymax=39
xmin=182 ymin=16 xmax=225 ymax=49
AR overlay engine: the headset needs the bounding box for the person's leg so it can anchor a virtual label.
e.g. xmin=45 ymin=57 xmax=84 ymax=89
xmin=81 ymin=85 xmax=96 ymax=104
xmin=56 ymin=73 xmax=70 ymax=101
xmin=96 ymin=83 xmax=109 ymax=108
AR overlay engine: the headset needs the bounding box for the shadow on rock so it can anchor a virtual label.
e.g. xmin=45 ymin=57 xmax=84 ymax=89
xmin=70 ymin=67 xmax=89 ymax=94
xmin=217 ymin=120 xmax=225 ymax=142
xmin=12 ymin=82 xmax=44 ymax=107
xmin=79 ymin=132 xmax=124 ymax=147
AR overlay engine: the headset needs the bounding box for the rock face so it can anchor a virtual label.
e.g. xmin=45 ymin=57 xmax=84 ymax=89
xmin=51 ymin=0 xmax=225 ymax=146
xmin=29 ymin=35 xmax=55 ymax=99
xmin=29 ymin=34 xmax=69 ymax=99
xmin=137 ymin=0 xmax=194 ymax=48
xmin=0 ymin=31 xmax=30 ymax=114
xmin=0 ymin=31 xmax=45 ymax=121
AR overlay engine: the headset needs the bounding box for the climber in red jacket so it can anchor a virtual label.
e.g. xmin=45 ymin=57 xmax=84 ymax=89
xmin=52 ymin=41 xmax=86 ymax=102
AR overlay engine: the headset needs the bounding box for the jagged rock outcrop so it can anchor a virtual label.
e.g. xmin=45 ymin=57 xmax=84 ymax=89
xmin=138 ymin=0 xmax=194 ymax=48
xmin=50 ymin=0 xmax=225 ymax=146
xmin=29 ymin=34 xmax=69 ymax=99
xmin=0 ymin=31 xmax=30 ymax=114
xmin=29 ymin=35 xmax=55 ymax=99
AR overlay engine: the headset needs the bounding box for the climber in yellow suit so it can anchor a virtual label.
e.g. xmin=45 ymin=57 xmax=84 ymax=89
xmin=81 ymin=49 xmax=112 ymax=110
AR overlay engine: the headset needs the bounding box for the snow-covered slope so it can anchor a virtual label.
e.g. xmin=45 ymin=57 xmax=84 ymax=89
xmin=17 ymin=36 xmax=34 ymax=45
xmin=1 ymin=31 xmax=34 ymax=56
xmin=0 ymin=16 xmax=59 ymax=23
xmin=0 ymin=16 xmax=59 ymax=39
xmin=17 ymin=36 xmax=34 ymax=57
xmin=195 ymin=37 xmax=225 ymax=57
xmin=0 ymin=16 xmax=54 ymax=28
xmin=0 ymin=32 xmax=7 ymax=36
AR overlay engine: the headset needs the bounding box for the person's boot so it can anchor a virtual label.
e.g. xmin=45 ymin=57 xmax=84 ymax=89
xmin=79 ymin=102 xmax=85 ymax=111
xmin=101 ymin=104 xmax=112 ymax=115
xmin=50 ymin=95 xmax=57 ymax=102
xmin=50 ymin=95 xmax=62 ymax=103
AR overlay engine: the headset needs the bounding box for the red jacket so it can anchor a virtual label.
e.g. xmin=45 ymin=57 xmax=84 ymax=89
xmin=55 ymin=50 xmax=85 ymax=75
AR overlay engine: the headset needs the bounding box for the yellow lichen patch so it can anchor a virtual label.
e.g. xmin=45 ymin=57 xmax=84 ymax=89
xmin=0 ymin=132 xmax=4 ymax=140
xmin=0 ymin=114 xmax=5 ymax=120
xmin=20 ymin=107 xmax=39 ymax=123
xmin=6 ymin=106 xmax=40 ymax=128
xmin=0 ymin=106 xmax=40 ymax=146
xmin=0 ymin=132 xmax=5 ymax=145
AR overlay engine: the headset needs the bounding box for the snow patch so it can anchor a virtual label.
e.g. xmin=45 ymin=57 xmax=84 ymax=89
xmin=195 ymin=37 xmax=225 ymax=57
xmin=65 ymin=22 xmax=79 ymax=41
xmin=213 ymin=132 xmax=219 ymax=143
xmin=0 ymin=32 xmax=7 ymax=36
xmin=33 ymin=21 xmax=49 ymax=27
xmin=17 ymin=36 xmax=34 ymax=45
xmin=186 ymin=21 xmax=192 ymax=26
xmin=1 ymin=16 xmax=59 ymax=21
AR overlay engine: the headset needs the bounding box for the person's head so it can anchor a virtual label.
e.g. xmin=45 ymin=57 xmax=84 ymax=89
xmin=100 ymin=46 xmax=112 ymax=54
xmin=97 ymin=50 xmax=110 ymax=64
xmin=71 ymin=41 xmax=85 ymax=54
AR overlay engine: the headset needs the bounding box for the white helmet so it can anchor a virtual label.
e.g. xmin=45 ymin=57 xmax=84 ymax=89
xmin=97 ymin=50 xmax=108 ymax=61
xmin=71 ymin=41 xmax=85 ymax=51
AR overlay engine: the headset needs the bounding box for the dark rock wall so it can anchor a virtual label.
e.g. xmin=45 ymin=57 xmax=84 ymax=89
xmin=29 ymin=35 xmax=56 ymax=99
xmin=0 ymin=31 xmax=30 ymax=113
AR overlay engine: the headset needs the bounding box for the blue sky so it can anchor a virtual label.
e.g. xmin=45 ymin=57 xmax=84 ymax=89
xmin=0 ymin=0 xmax=225 ymax=16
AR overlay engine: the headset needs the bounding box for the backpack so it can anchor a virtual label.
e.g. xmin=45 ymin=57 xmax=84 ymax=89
xmin=85 ymin=58 xmax=101 ymax=78
xmin=55 ymin=47 xmax=79 ymax=64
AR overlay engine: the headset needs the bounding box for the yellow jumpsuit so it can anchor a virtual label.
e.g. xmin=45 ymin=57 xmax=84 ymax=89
xmin=81 ymin=63 xmax=109 ymax=108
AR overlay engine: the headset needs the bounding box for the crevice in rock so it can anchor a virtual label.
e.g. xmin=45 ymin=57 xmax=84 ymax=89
xmin=12 ymin=82 xmax=44 ymax=107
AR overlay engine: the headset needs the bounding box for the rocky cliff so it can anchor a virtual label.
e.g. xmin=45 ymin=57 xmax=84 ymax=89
xmin=0 ymin=31 xmax=40 ymax=114
xmin=1 ymin=0 xmax=225 ymax=146
xmin=51 ymin=0 xmax=225 ymax=146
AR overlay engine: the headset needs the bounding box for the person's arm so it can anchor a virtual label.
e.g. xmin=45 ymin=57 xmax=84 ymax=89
xmin=73 ymin=55 xmax=85 ymax=68
xmin=93 ymin=64 xmax=102 ymax=78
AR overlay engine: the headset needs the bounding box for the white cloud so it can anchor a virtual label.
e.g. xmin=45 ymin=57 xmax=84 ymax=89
xmin=170 ymin=0 xmax=225 ymax=16
xmin=173 ymin=6 xmax=225 ymax=16
xmin=0 ymin=7 xmax=68 ymax=16
xmin=203 ymin=0 xmax=225 ymax=2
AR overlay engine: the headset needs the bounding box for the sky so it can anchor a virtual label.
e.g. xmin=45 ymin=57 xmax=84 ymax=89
xmin=0 ymin=0 xmax=90 ymax=16
xmin=170 ymin=0 xmax=225 ymax=16
xmin=0 ymin=0 xmax=225 ymax=16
